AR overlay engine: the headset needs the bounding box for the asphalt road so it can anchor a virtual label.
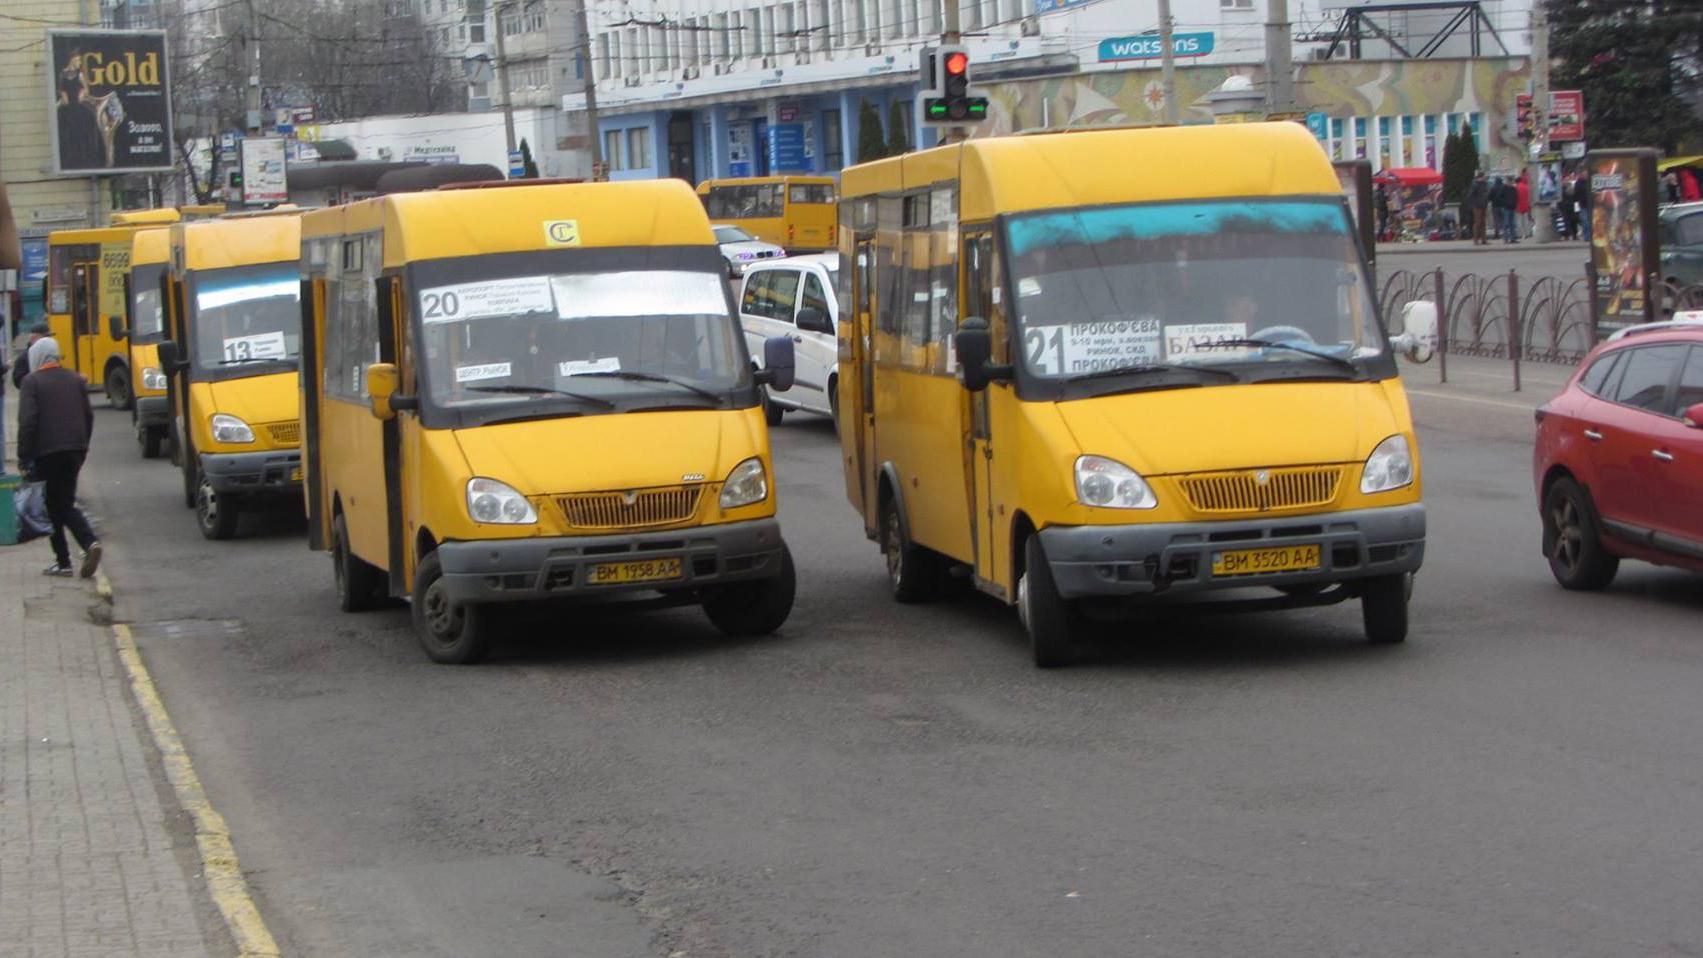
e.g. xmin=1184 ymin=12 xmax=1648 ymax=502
xmin=81 ymin=371 xmax=1703 ymax=957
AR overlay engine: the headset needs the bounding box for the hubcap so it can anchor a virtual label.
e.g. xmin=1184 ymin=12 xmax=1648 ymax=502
xmin=884 ymin=511 xmax=902 ymax=587
xmin=422 ymin=579 xmax=461 ymax=643
xmin=1549 ymin=497 xmax=1583 ymax=572
xmin=197 ymin=479 xmax=219 ymax=528
xmin=1017 ymin=573 xmax=1032 ymax=632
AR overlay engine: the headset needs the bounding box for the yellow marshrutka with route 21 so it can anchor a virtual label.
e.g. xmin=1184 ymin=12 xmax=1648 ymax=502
xmin=835 ymin=122 xmax=1437 ymax=667
xmin=298 ymin=179 xmax=800 ymax=664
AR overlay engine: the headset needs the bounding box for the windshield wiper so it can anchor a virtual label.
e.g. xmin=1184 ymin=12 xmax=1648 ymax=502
xmin=1201 ymin=339 xmax=1361 ymax=375
xmin=463 ymin=384 xmax=616 ymax=409
xmin=1074 ymin=363 xmax=1240 ymax=384
xmin=568 ymin=370 xmax=724 ymax=402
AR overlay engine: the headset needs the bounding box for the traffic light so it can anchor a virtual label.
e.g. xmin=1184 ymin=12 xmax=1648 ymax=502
xmin=227 ymin=169 xmax=243 ymax=191
xmin=920 ymin=44 xmax=988 ymax=125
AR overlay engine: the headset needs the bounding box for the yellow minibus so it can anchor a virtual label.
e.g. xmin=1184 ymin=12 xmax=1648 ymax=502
xmin=836 ymin=123 xmax=1435 ymax=666
xmin=122 ymin=226 xmax=172 ymax=457
xmin=157 ymin=209 xmax=305 ymax=539
xmin=698 ymin=176 xmax=837 ymax=251
xmin=299 ymin=179 xmax=799 ymax=664
xmin=44 ymin=210 xmax=179 ymax=406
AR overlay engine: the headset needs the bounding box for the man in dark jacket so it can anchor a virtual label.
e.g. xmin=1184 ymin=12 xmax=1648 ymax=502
xmin=18 ymin=337 xmax=101 ymax=578
xmin=11 ymin=323 xmax=47 ymax=390
xmin=1467 ymin=175 xmax=1490 ymax=245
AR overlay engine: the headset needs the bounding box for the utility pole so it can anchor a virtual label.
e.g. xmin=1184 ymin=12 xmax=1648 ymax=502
xmin=1265 ymin=0 xmax=1295 ymax=115
xmin=570 ymin=0 xmax=603 ymax=179
xmin=245 ymin=0 xmax=262 ymax=134
xmin=1157 ymin=0 xmax=1178 ymax=124
xmin=493 ymin=0 xmax=518 ymax=157
xmin=1529 ymin=0 xmax=1554 ymax=243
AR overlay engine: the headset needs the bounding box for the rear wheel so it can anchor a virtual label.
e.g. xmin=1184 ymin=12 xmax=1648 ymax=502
xmin=1361 ymin=573 xmax=1410 ymax=644
xmin=1019 ymin=535 xmax=1081 ymax=668
xmin=1543 ymin=477 xmax=1619 ymax=590
xmin=412 ymin=551 xmax=490 ymax=664
xmin=333 ymin=513 xmax=387 ymax=612
xmin=702 ymin=544 xmax=797 ymax=636
xmin=195 ymin=474 xmax=240 ymax=540
xmin=881 ymin=497 xmax=939 ymax=603
xmin=105 ymin=367 xmax=131 ymax=410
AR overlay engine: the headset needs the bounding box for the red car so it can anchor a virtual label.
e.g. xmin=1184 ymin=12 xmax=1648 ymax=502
xmin=1535 ymin=321 xmax=1703 ymax=589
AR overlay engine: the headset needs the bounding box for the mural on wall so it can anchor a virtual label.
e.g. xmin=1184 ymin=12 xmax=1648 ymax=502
xmin=978 ymin=58 xmax=1532 ymax=171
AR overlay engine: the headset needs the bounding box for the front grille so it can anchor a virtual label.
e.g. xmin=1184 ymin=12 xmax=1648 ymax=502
xmin=262 ymin=421 xmax=301 ymax=446
xmin=1178 ymin=466 xmax=1343 ymax=514
xmin=557 ymin=485 xmax=703 ymax=530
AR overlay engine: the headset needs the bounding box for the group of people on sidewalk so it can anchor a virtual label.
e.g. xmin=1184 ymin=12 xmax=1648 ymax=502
xmin=1463 ymin=171 xmax=1593 ymax=246
xmin=1 ymin=179 xmax=101 ymax=579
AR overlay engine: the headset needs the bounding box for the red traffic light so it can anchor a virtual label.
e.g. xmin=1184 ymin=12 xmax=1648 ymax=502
xmin=945 ymin=51 xmax=969 ymax=76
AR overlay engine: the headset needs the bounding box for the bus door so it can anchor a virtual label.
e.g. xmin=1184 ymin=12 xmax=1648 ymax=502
xmin=70 ymin=261 xmax=99 ymax=375
xmin=845 ymin=236 xmax=879 ymax=537
xmin=376 ymin=273 xmax=408 ymax=595
xmin=962 ymin=230 xmax=1006 ymax=592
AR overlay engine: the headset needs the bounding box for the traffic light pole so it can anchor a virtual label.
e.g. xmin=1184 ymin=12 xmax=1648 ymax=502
xmin=1158 ymin=0 xmax=1178 ymax=124
xmin=940 ymin=0 xmax=965 ymax=144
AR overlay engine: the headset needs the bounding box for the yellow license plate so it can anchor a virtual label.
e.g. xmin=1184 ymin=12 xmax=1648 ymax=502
xmin=1211 ymin=544 xmax=1321 ymax=577
xmin=289 ymin=466 xmax=302 ymax=481
xmin=589 ymin=557 xmax=683 ymax=585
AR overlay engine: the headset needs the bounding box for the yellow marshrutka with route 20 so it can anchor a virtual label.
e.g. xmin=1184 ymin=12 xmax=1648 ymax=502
xmin=158 ymin=207 xmax=305 ymax=540
xmin=298 ymin=179 xmax=800 ymax=664
xmin=835 ymin=122 xmax=1437 ymax=667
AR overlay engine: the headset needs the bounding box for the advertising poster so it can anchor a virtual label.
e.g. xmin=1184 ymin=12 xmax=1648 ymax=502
xmin=1588 ymin=149 xmax=1659 ymax=326
xmin=98 ymin=242 xmax=130 ymax=321
xmin=47 ymin=30 xmax=173 ymax=175
xmin=239 ymin=137 xmax=289 ymax=205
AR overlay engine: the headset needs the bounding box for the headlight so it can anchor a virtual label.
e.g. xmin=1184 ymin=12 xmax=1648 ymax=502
xmin=1074 ymin=455 xmax=1157 ymax=509
xmin=141 ymin=367 xmax=167 ymax=391
xmin=466 ymin=477 xmax=537 ymax=524
xmin=719 ymin=457 xmax=768 ymax=509
xmin=209 ymin=413 xmax=254 ymax=444
xmin=1361 ymin=435 xmax=1415 ymax=494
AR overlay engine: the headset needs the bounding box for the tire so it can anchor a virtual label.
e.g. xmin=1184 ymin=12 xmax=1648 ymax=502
xmin=195 ymin=473 xmax=241 ymax=540
xmin=333 ymin=513 xmax=387 ymax=612
xmin=1019 ymin=535 xmax=1080 ymax=668
xmin=412 ymin=551 xmax=490 ymax=664
xmin=105 ymin=367 xmax=131 ymax=410
xmin=1542 ymin=477 xmax=1619 ymax=590
xmin=828 ymin=376 xmax=840 ymax=434
xmin=703 ymin=543 xmax=797 ymax=637
xmin=1361 ymin=573 xmax=1410 ymax=644
xmin=881 ymin=496 xmax=938 ymax=603
xmin=762 ymin=386 xmax=785 ymax=426
xmin=140 ymin=426 xmax=164 ymax=459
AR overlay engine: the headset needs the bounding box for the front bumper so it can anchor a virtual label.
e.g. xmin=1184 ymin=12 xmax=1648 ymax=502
xmin=1039 ymin=503 xmax=1426 ymax=601
xmin=135 ymin=396 xmax=169 ymax=429
xmin=200 ymin=449 xmax=302 ymax=494
xmin=436 ymin=517 xmax=787 ymax=604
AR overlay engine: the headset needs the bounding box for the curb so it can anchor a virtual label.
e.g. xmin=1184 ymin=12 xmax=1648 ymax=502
xmin=102 ymin=571 xmax=283 ymax=958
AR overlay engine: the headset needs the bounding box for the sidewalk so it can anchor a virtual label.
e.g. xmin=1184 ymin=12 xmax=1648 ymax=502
xmin=1 ymin=394 xmax=242 ymax=955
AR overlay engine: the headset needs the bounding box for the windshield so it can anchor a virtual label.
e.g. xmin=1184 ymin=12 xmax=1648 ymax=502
xmin=1005 ymin=199 xmax=1387 ymax=386
xmin=130 ymin=265 xmax=165 ymax=341
xmin=714 ymin=226 xmax=754 ymax=244
xmin=417 ymin=267 xmax=747 ymax=413
xmin=190 ymin=262 xmax=301 ymax=374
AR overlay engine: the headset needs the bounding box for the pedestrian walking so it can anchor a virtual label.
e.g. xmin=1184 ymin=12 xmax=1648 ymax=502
xmin=1468 ymin=174 xmax=1490 ymax=245
xmin=1375 ymin=184 xmax=1390 ymax=241
xmin=1490 ymin=177 xmax=1517 ymax=244
xmin=1575 ymin=175 xmax=1593 ymax=244
xmin=1516 ymin=171 xmax=1532 ymax=238
xmin=17 ymin=337 xmax=101 ymax=578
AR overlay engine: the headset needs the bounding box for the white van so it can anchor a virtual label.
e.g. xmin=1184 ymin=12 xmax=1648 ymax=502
xmin=737 ymin=253 xmax=839 ymax=425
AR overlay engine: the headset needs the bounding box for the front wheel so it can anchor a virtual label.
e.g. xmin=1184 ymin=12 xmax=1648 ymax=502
xmin=1019 ymin=535 xmax=1081 ymax=668
xmin=1543 ymin=478 xmax=1619 ymax=590
xmin=1361 ymin=573 xmax=1410 ymax=644
xmin=333 ymin=513 xmax=387 ymax=612
xmin=195 ymin=475 xmax=240 ymax=540
xmin=412 ymin=551 xmax=490 ymax=664
xmin=105 ymin=367 xmax=131 ymax=410
xmin=702 ymin=544 xmax=797 ymax=637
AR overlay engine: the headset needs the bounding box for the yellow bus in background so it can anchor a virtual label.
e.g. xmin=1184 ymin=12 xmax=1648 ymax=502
xmin=44 ymin=212 xmax=178 ymax=407
xmin=697 ymin=176 xmax=837 ymax=251
xmin=123 ymin=227 xmax=173 ymax=458
xmin=836 ymin=124 xmax=1435 ymax=667
xmin=158 ymin=208 xmax=305 ymax=539
xmin=299 ymin=179 xmax=800 ymax=664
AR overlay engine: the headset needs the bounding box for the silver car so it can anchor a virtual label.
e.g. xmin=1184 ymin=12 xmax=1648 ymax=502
xmin=713 ymin=224 xmax=785 ymax=278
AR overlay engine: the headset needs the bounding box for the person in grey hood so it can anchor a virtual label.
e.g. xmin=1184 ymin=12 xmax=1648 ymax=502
xmin=17 ymin=337 xmax=101 ymax=578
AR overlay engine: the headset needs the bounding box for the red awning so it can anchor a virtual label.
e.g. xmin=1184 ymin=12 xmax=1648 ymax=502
xmin=1375 ymin=167 xmax=1444 ymax=187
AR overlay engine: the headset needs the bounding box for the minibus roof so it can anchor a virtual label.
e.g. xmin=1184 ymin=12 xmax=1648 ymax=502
xmin=844 ymin=122 xmax=1342 ymax=222
xmin=301 ymin=179 xmax=717 ymax=269
xmin=110 ymin=208 xmax=183 ymax=226
xmin=129 ymin=226 xmax=172 ymax=266
xmin=48 ymin=224 xmax=149 ymax=246
xmin=171 ymin=213 xmax=302 ymax=272
xmin=697 ymin=175 xmax=837 ymax=189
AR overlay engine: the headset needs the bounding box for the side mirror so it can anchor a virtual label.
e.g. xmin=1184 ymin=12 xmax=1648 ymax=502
xmin=796 ymin=306 xmax=832 ymax=335
xmin=758 ymin=336 xmax=796 ymax=392
xmin=367 ymin=362 xmax=401 ymax=420
xmin=1685 ymin=402 xmax=1703 ymax=429
xmin=108 ymin=314 xmax=127 ymax=341
xmin=157 ymin=340 xmax=186 ymax=374
xmin=1390 ymin=301 xmax=1438 ymax=363
xmin=954 ymin=317 xmax=1011 ymax=392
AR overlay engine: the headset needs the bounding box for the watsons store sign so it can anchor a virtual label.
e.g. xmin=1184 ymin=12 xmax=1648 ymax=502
xmin=1097 ymin=32 xmax=1215 ymax=63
